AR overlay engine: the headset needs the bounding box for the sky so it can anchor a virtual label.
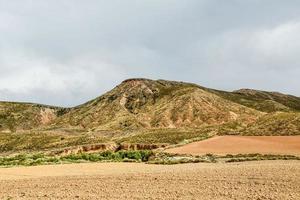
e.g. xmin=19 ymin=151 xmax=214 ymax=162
xmin=0 ymin=0 xmax=300 ymax=107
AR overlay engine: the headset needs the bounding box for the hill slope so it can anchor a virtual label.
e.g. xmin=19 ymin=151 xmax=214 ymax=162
xmin=240 ymin=112 xmax=300 ymax=136
xmin=53 ymin=79 xmax=262 ymax=131
xmin=0 ymin=102 xmax=68 ymax=132
xmin=211 ymin=88 xmax=300 ymax=113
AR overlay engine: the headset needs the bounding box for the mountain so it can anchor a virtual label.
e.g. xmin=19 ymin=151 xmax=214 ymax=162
xmin=0 ymin=78 xmax=299 ymax=152
xmin=52 ymin=79 xmax=261 ymax=131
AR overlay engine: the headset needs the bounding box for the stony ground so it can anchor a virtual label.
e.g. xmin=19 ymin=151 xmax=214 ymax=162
xmin=166 ymin=136 xmax=300 ymax=155
xmin=0 ymin=161 xmax=299 ymax=200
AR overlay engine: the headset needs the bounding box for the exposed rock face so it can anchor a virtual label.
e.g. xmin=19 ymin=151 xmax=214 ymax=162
xmin=40 ymin=108 xmax=57 ymax=125
xmin=118 ymin=79 xmax=158 ymax=113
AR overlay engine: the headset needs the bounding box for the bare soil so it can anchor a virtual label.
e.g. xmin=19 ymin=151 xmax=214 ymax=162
xmin=0 ymin=161 xmax=299 ymax=199
xmin=166 ymin=136 xmax=300 ymax=155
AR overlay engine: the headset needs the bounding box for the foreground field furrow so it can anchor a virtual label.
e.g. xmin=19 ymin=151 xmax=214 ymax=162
xmin=0 ymin=161 xmax=299 ymax=200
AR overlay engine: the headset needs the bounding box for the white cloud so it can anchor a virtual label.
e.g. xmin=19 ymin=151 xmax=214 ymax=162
xmin=203 ymin=21 xmax=300 ymax=69
xmin=254 ymin=22 xmax=300 ymax=65
xmin=0 ymin=49 xmax=127 ymax=106
xmin=197 ymin=21 xmax=300 ymax=93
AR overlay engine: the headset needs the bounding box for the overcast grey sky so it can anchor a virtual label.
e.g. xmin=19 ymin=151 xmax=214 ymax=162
xmin=0 ymin=0 xmax=300 ymax=106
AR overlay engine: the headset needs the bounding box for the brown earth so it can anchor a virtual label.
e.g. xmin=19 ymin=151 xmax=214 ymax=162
xmin=166 ymin=136 xmax=300 ymax=155
xmin=0 ymin=161 xmax=299 ymax=199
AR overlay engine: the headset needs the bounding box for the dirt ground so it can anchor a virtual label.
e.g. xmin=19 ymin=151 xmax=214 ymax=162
xmin=0 ymin=161 xmax=299 ymax=200
xmin=166 ymin=136 xmax=300 ymax=155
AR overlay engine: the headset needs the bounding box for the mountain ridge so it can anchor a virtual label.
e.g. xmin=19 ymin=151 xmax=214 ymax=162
xmin=52 ymin=78 xmax=262 ymax=131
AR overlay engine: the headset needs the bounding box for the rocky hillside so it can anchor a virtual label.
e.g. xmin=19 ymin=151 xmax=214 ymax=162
xmin=53 ymin=79 xmax=262 ymax=131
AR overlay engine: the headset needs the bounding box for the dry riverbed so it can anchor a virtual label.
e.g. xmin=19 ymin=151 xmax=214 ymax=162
xmin=0 ymin=161 xmax=299 ymax=200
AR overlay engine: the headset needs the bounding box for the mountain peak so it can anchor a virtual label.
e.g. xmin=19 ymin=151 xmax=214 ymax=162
xmin=121 ymin=78 xmax=153 ymax=84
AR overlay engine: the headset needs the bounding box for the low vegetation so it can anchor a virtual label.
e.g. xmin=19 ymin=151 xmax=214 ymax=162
xmin=147 ymin=152 xmax=217 ymax=165
xmin=221 ymin=153 xmax=300 ymax=162
xmin=0 ymin=150 xmax=154 ymax=167
xmin=1 ymin=150 xmax=299 ymax=167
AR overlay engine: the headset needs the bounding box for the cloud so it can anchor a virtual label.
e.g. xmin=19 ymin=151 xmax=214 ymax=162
xmin=0 ymin=50 xmax=127 ymax=106
xmin=194 ymin=21 xmax=300 ymax=93
xmin=0 ymin=0 xmax=299 ymax=106
xmin=212 ymin=21 xmax=300 ymax=68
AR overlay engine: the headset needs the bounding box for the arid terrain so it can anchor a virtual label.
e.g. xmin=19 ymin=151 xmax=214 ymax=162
xmin=0 ymin=79 xmax=300 ymax=199
xmin=166 ymin=136 xmax=300 ymax=155
xmin=0 ymin=161 xmax=299 ymax=200
xmin=1 ymin=0 xmax=300 ymax=198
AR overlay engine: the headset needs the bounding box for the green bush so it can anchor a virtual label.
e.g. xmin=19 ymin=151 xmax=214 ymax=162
xmin=60 ymin=150 xmax=153 ymax=163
